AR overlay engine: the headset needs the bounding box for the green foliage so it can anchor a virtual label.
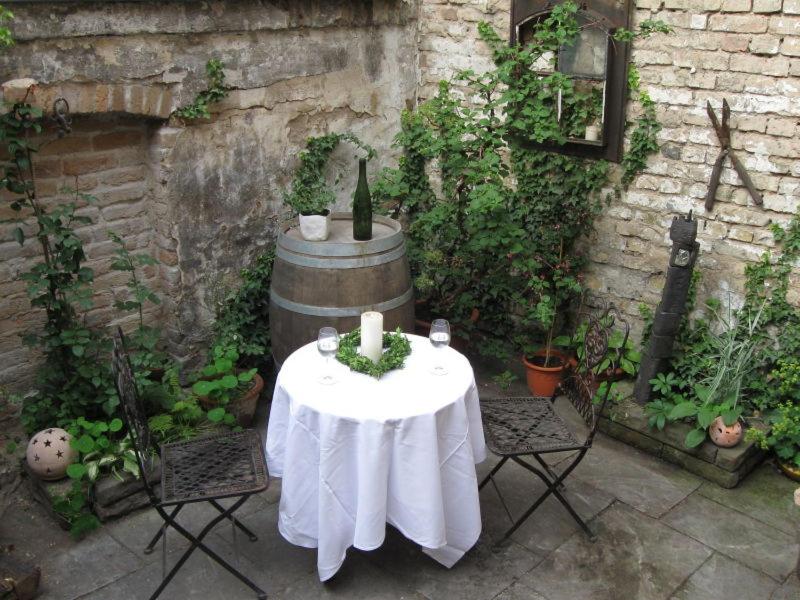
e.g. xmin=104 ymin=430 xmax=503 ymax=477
xmin=0 ymin=4 xmax=13 ymax=48
xmin=336 ymin=327 xmax=412 ymax=378
xmin=373 ymin=5 xmax=666 ymax=361
xmin=55 ymin=416 xmax=132 ymax=539
xmin=643 ymin=208 xmax=800 ymax=448
xmin=622 ymin=65 xmax=662 ymax=188
xmin=147 ymin=367 xmax=238 ymax=444
xmin=191 ymin=344 xmax=257 ymax=407
xmin=748 ymin=401 xmax=800 ymax=468
xmin=108 ymin=230 xmax=167 ymax=378
xmin=0 ymin=100 xmax=119 ymax=432
xmin=284 ymin=133 xmax=375 ymax=215
xmin=174 ymin=59 xmax=229 ymax=120
xmin=212 ymin=247 xmax=275 ymax=370
xmin=554 ymin=317 xmax=641 ymax=378
xmin=492 ymin=371 xmax=518 ymax=390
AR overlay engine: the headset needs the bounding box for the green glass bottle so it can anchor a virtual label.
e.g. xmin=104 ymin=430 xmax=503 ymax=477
xmin=352 ymin=158 xmax=372 ymax=241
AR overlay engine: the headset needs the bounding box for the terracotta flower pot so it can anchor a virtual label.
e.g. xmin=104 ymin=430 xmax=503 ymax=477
xmin=708 ymin=416 xmax=743 ymax=448
xmin=199 ymin=372 xmax=264 ymax=428
xmin=522 ymin=349 xmax=568 ymax=398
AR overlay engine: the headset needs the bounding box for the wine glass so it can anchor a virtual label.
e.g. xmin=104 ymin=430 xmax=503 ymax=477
xmin=429 ymin=319 xmax=451 ymax=376
xmin=317 ymin=327 xmax=339 ymax=385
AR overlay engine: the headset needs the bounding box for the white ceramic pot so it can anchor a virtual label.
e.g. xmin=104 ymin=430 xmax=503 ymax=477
xmin=298 ymin=212 xmax=331 ymax=241
xmin=26 ymin=428 xmax=78 ymax=480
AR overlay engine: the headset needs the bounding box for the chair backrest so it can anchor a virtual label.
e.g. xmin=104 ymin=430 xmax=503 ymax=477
xmin=563 ymin=303 xmax=629 ymax=442
xmin=111 ymin=328 xmax=158 ymax=502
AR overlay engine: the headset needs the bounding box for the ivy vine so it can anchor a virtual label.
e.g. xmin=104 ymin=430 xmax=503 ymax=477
xmin=284 ymin=133 xmax=375 ymax=215
xmin=372 ymin=2 xmax=669 ymax=360
xmin=174 ymin=58 xmax=230 ymax=120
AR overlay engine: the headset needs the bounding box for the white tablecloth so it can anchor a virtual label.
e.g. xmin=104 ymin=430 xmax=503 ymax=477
xmin=265 ymin=334 xmax=487 ymax=581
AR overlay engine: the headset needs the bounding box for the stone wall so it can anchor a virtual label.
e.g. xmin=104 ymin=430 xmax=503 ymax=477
xmin=0 ymin=0 xmax=418 ymax=387
xmin=417 ymin=0 xmax=800 ymax=334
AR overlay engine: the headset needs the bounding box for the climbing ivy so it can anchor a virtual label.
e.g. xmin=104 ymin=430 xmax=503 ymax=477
xmin=622 ymin=65 xmax=662 ymax=188
xmin=373 ymin=2 xmax=669 ymax=359
xmin=284 ymin=133 xmax=375 ymax=215
xmin=174 ymin=58 xmax=230 ymax=120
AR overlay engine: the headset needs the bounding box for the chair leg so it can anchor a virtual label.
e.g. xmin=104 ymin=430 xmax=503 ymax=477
xmin=149 ymin=496 xmax=267 ymax=600
xmin=509 ymin=450 xmax=596 ymax=542
xmin=531 ymin=453 xmax=566 ymax=491
xmin=478 ymin=456 xmax=508 ymax=490
xmin=145 ymin=504 xmax=183 ymax=554
xmin=209 ymin=498 xmax=258 ymax=542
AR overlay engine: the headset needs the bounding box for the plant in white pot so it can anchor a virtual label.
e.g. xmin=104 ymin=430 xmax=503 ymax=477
xmin=285 ymin=133 xmax=375 ymax=241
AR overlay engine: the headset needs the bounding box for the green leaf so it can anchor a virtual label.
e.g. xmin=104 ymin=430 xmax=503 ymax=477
xmin=72 ymin=434 xmax=95 ymax=454
xmin=108 ymin=418 xmax=123 ymax=432
xmin=12 ymin=226 xmax=23 ymax=245
xmin=721 ymin=410 xmax=740 ymax=427
xmin=220 ymin=374 xmax=238 ymax=389
xmin=207 ymin=407 xmax=225 ymax=422
xmin=685 ymin=428 xmax=707 ymax=448
xmin=66 ymin=463 xmax=87 ymax=479
xmin=697 ymin=406 xmax=717 ymax=429
xmin=668 ymin=402 xmax=698 ymax=420
xmin=86 ymin=462 xmax=100 ymax=482
xmin=192 ymin=380 xmax=214 ymax=396
xmin=71 ymin=345 xmax=85 ymax=357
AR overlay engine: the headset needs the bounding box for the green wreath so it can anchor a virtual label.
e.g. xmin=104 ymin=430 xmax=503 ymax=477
xmin=335 ymin=327 xmax=412 ymax=378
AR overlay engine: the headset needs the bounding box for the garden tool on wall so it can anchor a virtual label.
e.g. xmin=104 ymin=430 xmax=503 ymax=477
xmin=705 ymin=98 xmax=763 ymax=212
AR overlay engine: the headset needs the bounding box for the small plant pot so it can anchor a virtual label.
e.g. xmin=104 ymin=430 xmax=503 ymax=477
xmin=298 ymin=211 xmax=331 ymax=241
xmin=708 ymin=416 xmax=744 ymax=448
xmin=199 ymin=373 xmax=264 ymax=428
xmin=522 ymin=349 xmax=568 ymax=398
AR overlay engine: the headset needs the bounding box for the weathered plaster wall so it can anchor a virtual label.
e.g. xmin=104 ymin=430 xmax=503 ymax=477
xmin=0 ymin=0 xmax=419 ymax=385
xmin=417 ymin=0 xmax=800 ymax=335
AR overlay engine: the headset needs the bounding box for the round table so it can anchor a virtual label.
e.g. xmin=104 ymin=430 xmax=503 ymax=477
xmin=265 ymin=334 xmax=487 ymax=581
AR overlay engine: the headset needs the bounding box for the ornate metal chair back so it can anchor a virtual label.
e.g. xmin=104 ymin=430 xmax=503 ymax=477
xmin=566 ymin=304 xmax=629 ymax=439
xmin=111 ymin=328 xmax=158 ymax=503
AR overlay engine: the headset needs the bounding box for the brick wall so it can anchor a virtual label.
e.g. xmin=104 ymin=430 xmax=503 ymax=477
xmin=417 ymin=0 xmax=800 ymax=334
xmin=0 ymin=115 xmax=163 ymax=388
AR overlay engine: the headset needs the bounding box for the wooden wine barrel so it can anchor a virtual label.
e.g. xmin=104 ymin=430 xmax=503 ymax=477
xmin=269 ymin=213 xmax=415 ymax=365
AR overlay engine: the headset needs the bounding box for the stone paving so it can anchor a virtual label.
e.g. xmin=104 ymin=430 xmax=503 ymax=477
xmin=3 ymin=372 xmax=799 ymax=600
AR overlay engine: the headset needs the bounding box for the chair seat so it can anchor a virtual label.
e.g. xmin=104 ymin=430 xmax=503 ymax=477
xmin=160 ymin=429 xmax=269 ymax=506
xmin=480 ymin=397 xmax=583 ymax=455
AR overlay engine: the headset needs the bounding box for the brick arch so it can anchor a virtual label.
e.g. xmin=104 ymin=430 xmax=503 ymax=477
xmin=1 ymin=79 xmax=174 ymax=120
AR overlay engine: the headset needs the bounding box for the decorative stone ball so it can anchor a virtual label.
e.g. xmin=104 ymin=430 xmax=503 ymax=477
xmin=26 ymin=428 xmax=77 ymax=481
xmin=708 ymin=416 xmax=743 ymax=448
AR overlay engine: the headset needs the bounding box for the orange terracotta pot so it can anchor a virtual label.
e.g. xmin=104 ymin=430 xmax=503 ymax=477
xmin=523 ymin=349 xmax=568 ymax=398
xmin=199 ymin=372 xmax=264 ymax=428
xmin=708 ymin=416 xmax=743 ymax=448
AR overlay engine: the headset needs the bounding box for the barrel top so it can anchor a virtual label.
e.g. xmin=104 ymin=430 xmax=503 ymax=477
xmin=279 ymin=213 xmax=404 ymax=257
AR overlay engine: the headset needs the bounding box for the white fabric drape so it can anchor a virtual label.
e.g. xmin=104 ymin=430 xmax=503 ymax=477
xmin=266 ymin=335 xmax=486 ymax=581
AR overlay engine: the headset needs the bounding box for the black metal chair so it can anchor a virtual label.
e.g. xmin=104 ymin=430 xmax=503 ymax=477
xmin=111 ymin=329 xmax=270 ymax=600
xmin=479 ymin=304 xmax=629 ymax=543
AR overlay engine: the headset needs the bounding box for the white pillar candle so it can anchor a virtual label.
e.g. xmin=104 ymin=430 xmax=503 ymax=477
xmin=360 ymin=311 xmax=384 ymax=364
xmin=584 ymin=125 xmax=600 ymax=142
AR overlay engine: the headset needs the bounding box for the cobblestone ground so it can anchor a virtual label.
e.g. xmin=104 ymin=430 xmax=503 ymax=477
xmin=3 ymin=367 xmax=798 ymax=600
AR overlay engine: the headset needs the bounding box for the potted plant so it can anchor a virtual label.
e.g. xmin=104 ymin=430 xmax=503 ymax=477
xmin=284 ymin=133 xmax=375 ymax=241
xmin=192 ymin=344 xmax=263 ymax=427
